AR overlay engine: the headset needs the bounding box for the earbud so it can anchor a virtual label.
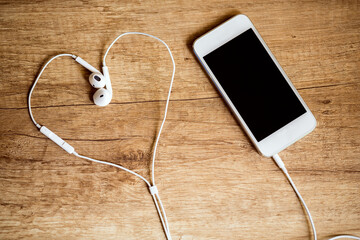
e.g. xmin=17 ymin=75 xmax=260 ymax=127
xmin=75 ymin=56 xmax=112 ymax=107
xmin=93 ymin=88 xmax=112 ymax=107
xmin=89 ymin=72 xmax=106 ymax=88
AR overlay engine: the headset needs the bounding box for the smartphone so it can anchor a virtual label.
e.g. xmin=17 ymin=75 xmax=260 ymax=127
xmin=193 ymin=14 xmax=316 ymax=157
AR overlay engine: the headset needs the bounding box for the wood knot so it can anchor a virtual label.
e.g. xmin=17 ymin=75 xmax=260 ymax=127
xmin=121 ymin=150 xmax=147 ymax=161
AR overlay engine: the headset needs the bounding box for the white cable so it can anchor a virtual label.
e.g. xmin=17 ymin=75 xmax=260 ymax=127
xmin=272 ymin=154 xmax=360 ymax=240
xmin=283 ymin=168 xmax=317 ymax=239
xmin=102 ymin=32 xmax=175 ymax=239
xmin=151 ymin=193 xmax=172 ymax=240
xmin=72 ymin=152 xmax=173 ymax=239
xmin=73 ymin=152 xmax=151 ymax=187
xmin=28 ymin=53 xmax=76 ymax=129
xmin=102 ymin=32 xmax=176 ymax=187
xmin=328 ymin=236 xmax=360 ymax=240
xmin=28 ymin=33 xmax=175 ymax=240
xmin=155 ymin=190 xmax=171 ymax=236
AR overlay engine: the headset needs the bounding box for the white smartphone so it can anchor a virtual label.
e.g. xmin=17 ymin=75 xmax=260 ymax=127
xmin=193 ymin=14 xmax=316 ymax=157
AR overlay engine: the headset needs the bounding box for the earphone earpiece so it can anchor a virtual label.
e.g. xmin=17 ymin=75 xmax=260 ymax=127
xmin=74 ymin=56 xmax=112 ymax=106
xmin=75 ymin=56 xmax=107 ymax=89
xmin=89 ymin=72 xmax=106 ymax=88
xmin=93 ymin=88 xmax=111 ymax=107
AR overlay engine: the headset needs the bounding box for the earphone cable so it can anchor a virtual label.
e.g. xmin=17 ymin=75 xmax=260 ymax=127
xmin=72 ymin=152 xmax=151 ymax=187
xmin=102 ymin=32 xmax=176 ymax=186
xmin=151 ymin=192 xmax=172 ymax=239
xmin=28 ymin=53 xmax=76 ymax=129
xmin=102 ymin=32 xmax=175 ymax=239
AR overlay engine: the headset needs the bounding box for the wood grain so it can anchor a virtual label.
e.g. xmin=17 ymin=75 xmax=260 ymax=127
xmin=0 ymin=0 xmax=359 ymax=239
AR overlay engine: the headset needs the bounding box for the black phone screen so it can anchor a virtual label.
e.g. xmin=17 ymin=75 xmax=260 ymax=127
xmin=203 ymin=28 xmax=306 ymax=142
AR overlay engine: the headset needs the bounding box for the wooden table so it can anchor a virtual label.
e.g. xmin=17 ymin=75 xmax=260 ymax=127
xmin=0 ymin=1 xmax=359 ymax=239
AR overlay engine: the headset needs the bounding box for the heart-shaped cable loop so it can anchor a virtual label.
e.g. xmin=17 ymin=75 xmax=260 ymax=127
xmin=28 ymin=32 xmax=175 ymax=240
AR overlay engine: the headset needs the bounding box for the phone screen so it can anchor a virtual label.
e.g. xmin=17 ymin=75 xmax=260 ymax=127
xmin=203 ymin=28 xmax=306 ymax=142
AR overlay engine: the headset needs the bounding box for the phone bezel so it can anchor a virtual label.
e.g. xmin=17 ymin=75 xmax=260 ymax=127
xmin=193 ymin=14 xmax=316 ymax=157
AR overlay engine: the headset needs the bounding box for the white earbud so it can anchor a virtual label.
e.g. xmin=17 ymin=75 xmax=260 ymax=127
xmin=89 ymin=72 xmax=106 ymax=88
xmin=75 ymin=56 xmax=112 ymax=106
xmin=93 ymin=88 xmax=112 ymax=106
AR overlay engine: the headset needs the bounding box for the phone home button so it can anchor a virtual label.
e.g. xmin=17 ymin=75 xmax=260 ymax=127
xmin=276 ymin=128 xmax=288 ymax=138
